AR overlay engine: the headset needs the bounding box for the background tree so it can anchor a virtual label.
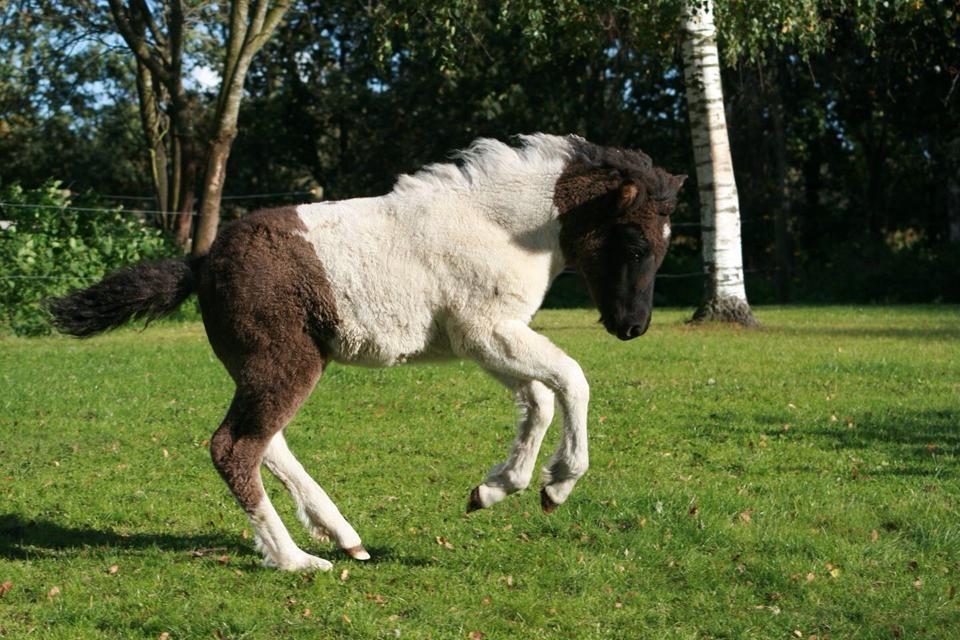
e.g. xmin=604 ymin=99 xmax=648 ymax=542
xmin=107 ymin=0 xmax=291 ymax=254
xmin=681 ymin=0 xmax=756 ymax=325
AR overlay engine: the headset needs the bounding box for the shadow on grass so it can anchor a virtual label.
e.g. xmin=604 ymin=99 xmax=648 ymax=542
xmin=799 ymin=409 xmax=959 ymax=456
xmin=355 ymin=545 xmax=435 ymax=567
xmin=752 ymin=409 xmax=960 ymax=476
xmin=0 ymin=515 xmax=438 ymax=567
xmin=0 ymin=514 xmax=252 ymax=560
xmin=771 ymin=326 xmax=960 ymax=341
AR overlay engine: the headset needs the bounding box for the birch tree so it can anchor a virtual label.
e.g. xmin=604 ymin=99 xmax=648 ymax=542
xmin=681 ymin=0 xmax=757 ymax=325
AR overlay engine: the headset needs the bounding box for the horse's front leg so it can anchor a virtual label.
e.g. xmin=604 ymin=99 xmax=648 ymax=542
xmin=467 ymin=374 xmax=555 ymax=512
xmin=457 ymin=319 xmax=589 ymax=512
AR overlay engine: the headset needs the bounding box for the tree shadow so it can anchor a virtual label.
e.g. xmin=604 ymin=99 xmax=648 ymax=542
xmin=792 ymin=409 xmax=959 ymax=455
xmin=0 ymin=514 xmax=252 ymax=560
xmin=772 ymin=326 xmax=960 ymax=342
xmin=755 ymin=408 xmax=960 ymax=476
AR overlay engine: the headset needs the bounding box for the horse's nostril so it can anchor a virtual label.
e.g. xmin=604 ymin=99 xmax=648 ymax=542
xmin=628 ymin=324 xmax=645 ymax=338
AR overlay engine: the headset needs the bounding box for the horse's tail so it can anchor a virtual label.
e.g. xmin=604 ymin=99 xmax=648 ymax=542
xmin=48 ymin=256 xmax=205 ymax=338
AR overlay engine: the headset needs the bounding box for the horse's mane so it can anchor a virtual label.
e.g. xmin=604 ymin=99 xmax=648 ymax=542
xmin=391 ymin=133 xmax=667 ymax=201
xmin=391 ymin=133 xmax=576 ymax=196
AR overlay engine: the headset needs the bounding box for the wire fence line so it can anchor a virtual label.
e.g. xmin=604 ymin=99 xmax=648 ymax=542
xmin=3 ymin=266 xmax=780 ymax=284
xmin=1 ymin=202 xmax=769 ymax=231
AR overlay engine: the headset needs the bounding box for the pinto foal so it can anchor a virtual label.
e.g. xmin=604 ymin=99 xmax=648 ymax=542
xmin=50 ymin=134 xmax=685 ymax=571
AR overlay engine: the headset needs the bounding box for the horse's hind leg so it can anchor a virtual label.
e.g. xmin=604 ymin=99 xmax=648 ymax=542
xmin=467 ymin=374 xmax=555 ymax=512
xmin=210 ymin=359 xmax=331 ymax=571
xmin=263 ymin=432 xmax=369 ymax=560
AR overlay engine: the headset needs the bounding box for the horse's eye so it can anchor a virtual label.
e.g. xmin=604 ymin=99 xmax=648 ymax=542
xmin=627 ymin=247 xmax=646 ymax=262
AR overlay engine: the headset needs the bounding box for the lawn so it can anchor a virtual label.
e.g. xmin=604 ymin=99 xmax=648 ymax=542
xmin=1 ymin=306 xmax=958 ymax=639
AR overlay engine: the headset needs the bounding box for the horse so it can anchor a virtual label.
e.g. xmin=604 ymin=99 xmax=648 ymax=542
xmin=49 ymin=134 xmax=685 ymax=571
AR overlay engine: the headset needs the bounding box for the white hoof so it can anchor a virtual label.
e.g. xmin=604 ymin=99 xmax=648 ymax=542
xmin=344 ymin=545 xmax=370 ymax=561
xmin=267 ymin=552 xmax=334 ymax=572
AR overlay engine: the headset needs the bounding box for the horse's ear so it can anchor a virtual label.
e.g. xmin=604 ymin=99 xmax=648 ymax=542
xmin=617 ymin=180 xmax=643 ymax=212
xmin=670 ymin=174 xmax=688 ymax=192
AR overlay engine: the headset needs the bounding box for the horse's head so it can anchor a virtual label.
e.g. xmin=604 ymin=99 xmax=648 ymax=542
xmin=556 ymin=146 xmax=686 ymax=340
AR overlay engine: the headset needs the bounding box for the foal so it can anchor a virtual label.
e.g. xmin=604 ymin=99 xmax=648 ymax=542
xmin=50 ymin=134 xmax=685 ymax=571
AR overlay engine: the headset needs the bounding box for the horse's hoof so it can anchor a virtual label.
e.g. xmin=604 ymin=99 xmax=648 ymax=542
xmin=269 ymin=552 xmax=333 ymax=572
xmin=344 ymin=545 xmax=370 ymax=561
xmin=466 ymin=486 xmax=484 ymax=513
xmin=540 ymin=487 xmax=559 ymax=514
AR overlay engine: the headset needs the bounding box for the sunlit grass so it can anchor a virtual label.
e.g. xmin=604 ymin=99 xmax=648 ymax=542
xmin=1 ymin=306 xmax=958 ymax=639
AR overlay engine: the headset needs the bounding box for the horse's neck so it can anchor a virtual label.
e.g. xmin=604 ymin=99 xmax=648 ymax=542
xmin=461 ymin=165 xmax=567 ymax=233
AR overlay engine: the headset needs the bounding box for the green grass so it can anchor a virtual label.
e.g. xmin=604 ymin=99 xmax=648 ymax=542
xmin=1 ymin=306 xmax=959 ymax=639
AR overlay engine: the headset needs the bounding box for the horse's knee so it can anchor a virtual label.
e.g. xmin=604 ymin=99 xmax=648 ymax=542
xmin=555 ymin=359 xmax=589 ymax=406
xmin=522 ymin=381 xmax=555 ymax=425
xmin=209 ymin=424 xmax=265 ymax=512
xmin=210 ymin=424 xmax=233 ymax=473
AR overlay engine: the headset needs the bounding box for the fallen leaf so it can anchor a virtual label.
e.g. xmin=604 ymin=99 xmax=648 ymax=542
xmin=388 ymin=614 xmax=401 ymax=622
xmin=688 ymin=505 xmax=699 ymax=517
xmin=302 ymin=608 xmax=311 ymax=618
xmin=738 ymin=510 xmax=753 ymax=523
xmin=870 ymin=529 xmax=879 ymax=542
xmin=468 ymin=632 xmax=484 ymax=640
xmin=107 ymin=565 xmax=119 ymax=575
xmin=0 ymin=581 xmax=12 ymax=597
xmin=217 ymin=555 xmax=229 ymax=565
xmin=162 ymin=448 xmax=169 ymax=458
xmin=366 ymin=593 xmax=387 ymax=604
xmin=342 ymin=613 xmax=351 ymax=624
xmin=913 ymin=578 xmax=922 ymax=590
xmin=503 ymin=575 xmax=514 ymax=587
xmin=241 ymin=529 xmax=250 ymax=540
xmin=793 ymin=630 xmax=803 ymax=638
xmin=158 ymin=633 xmax=170 ymax=640
xmin=806 ymin=572 xmax=815 ymax=583
xmin=340 ymin=569 xmax=350 ymax=581
xmin=435 ymin=536 xmax=454 ymax=550
xmin=48 ymin=586 xmax=61 ymax=598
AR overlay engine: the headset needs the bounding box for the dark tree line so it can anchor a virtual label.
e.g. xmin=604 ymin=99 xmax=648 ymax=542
xmin=1 ymin=1 xmax=957 ymax=304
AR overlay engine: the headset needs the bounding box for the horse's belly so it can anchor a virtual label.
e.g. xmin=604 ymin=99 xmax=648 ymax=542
xmin=328 ymin=312 xmax=452 ymax=367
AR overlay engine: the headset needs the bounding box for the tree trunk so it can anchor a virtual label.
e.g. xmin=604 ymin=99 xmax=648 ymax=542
xmin=133 ymin=60 xmax=169 ymax=221
xmin=193 ymin=133 xmax=235 ymax=255
xmin=681 ymin=0 xmax=757 ymax=326
xmin=191 ymin=0 xmax=292 ymax=256
xmin=174 ymin=142 xmax=199 ymax=251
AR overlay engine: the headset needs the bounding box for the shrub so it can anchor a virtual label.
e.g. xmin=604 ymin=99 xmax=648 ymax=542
xmin=0 ymin=182 xmax=175 ymax=336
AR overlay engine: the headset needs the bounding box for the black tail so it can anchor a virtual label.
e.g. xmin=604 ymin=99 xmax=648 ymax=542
xmin=48 ymin=257 xmax=204 ymax=338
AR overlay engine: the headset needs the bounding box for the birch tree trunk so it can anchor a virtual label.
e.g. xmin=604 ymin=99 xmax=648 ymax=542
xmin=681 ymin=0 xmax=757 ymax=325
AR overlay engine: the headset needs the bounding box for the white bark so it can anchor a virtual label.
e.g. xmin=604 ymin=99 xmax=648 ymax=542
xmin=681 ymin=0 xmax=756 ymax=323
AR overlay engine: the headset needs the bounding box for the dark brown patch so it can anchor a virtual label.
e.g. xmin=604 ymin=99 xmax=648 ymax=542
xmin=552 ymin=141 xmax=684 ymax=338
xmin=553 ymin=144 xmax=677 ymax=268
xmin=540 ymin=487 xmax=558 ymax=514
xmin=198 ymin=207 xmax=339 ymax=512
xmin=466 ymin=486 xmax=484 ymax=513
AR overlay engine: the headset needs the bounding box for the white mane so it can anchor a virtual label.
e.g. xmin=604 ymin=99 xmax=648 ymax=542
xmin=391 ymin=133 xmax=577 ymax=196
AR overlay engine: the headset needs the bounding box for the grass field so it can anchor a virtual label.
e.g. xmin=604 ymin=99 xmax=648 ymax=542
xmin=1 ymin=306 xmax=959 ymax=639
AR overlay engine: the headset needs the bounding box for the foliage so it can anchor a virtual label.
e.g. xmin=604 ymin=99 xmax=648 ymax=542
xmin=0 ymin=1 xmax=957 ymax=307
xmin=0 ymin=183 xmax=174 ymax=336
xmin=1 ymin=307 xmax=958 ymax=637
